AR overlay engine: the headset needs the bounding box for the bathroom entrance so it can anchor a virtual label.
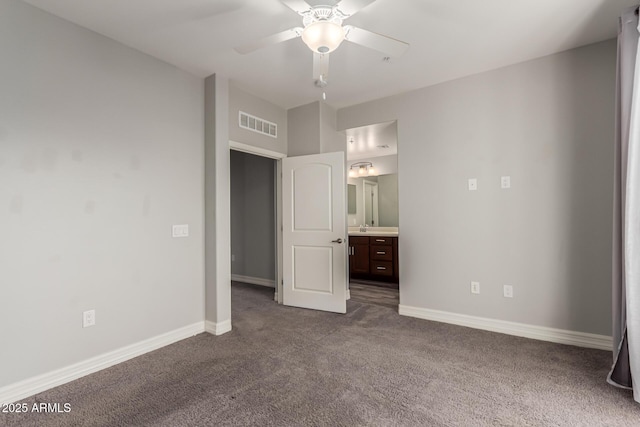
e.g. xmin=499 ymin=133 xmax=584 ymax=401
xmin=344 ymin=121 xmax=400 ymax=309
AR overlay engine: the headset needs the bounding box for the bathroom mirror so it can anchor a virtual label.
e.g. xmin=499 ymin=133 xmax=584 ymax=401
xmin=348 ymin=184 xmax=357 ymax=214
xmin=347 ymin=174 xmax=398 ymax=227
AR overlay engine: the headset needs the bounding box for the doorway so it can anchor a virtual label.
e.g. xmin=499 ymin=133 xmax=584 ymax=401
xmin=229 ymin=147 xmax=279 ymax=301
xmin=227 ymin=142 xmax=349 ymax=313
xmin=344 ymin=121 xmax=400 ymax=309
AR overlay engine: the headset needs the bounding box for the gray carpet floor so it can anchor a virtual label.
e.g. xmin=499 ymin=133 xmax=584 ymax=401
xmin=3 ymin=282 xmax=640 ymax=426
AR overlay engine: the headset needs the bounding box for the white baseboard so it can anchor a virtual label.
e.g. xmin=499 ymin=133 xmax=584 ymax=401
xmin=398 ymin=305 xmax=612 ymax=351
xmin=205 ymin=319 xmax=232 ymax=335
xmin=231 ymin=274 xmax=275 ymax=288
xmin=0 ymin=322 xmax=205 ymax=405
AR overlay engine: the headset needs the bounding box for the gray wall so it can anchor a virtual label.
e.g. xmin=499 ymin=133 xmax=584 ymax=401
xmin=320 ymin=102 xmax=345 ymax=153
xmin=230 ymin=151 xmax=276 ymax=282
xmin=204 ymin=74 xmax=232 ymax=327
xmin=338 ymin=40 xmax=616 ymax=336
xmin=288 ymin=102 xmax=321 ymax=156
xmin=229 ymin=84 xmax=287 ymax=154
xmin=287 ymin=101 xmax=345 ymax=156
xmin=0 ymin=0 xmax=204 ymax=387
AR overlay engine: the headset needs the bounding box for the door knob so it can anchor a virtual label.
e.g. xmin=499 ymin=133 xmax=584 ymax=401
xmin=331 ymin=238 xmax=343 ymax=244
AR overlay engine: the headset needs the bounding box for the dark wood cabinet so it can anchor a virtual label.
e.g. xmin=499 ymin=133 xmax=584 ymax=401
xmin=370 ymin=236 xmax=394 ymax=245
xmin=370 ymin=245 xmax=392 ymax=261
xmin=348 ymin=236 xmax=399 ymax=287
xmin=349 ymin=236 xmax=370 ymax=274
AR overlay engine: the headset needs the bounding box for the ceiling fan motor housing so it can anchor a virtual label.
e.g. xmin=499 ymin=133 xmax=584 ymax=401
xmin=302 ymin=6 xmax=346 ymax=23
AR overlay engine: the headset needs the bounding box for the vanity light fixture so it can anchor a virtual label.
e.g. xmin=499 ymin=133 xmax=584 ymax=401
xmin=348 ymin=162 xmax=376 ymax=178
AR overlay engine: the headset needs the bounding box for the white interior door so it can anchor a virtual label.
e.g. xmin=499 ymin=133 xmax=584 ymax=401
xmin=282 ymin=151 xmax=347 ymax=313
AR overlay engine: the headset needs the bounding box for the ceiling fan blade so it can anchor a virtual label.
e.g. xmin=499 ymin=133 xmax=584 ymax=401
xmin=280 ymin=0 xmax=312 ymax=14
xmin=344 ymin=26 xmax=409 ymax=57
xmin=313 ymin=53 xmax=330 ymax=81
xmin=234 ymin=28 xmax=302 ymax=54
xmin=335 ymin=0 xmax=377 ymax=17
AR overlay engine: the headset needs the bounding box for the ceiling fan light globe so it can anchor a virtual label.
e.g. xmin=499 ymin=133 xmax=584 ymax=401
xmin=301 ymin=21 xmax=345 ymax=54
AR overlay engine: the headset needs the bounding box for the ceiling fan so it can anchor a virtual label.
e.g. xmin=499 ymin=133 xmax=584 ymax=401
xmin=234 ymin=0 xmax=409 ymax=86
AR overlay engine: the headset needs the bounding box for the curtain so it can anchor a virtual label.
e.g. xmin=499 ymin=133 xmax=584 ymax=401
xmin=609 ymin=6 xmax=640 ymax=403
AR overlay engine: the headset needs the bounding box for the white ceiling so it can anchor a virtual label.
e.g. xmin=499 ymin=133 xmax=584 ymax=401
xmin=21 ymin=0 xmax=637 ymax=109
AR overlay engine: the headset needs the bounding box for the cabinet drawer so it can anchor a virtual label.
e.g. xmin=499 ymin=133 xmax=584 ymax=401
xmin=370 ymin=261 xmax=393 ymax=277
xmin=349 ymin=236 xmax=369 ymax=245
xmin=369 ymin=236 xmax=393 ymax=245
xmin=370 ymin=245 xmax=392 ymax=261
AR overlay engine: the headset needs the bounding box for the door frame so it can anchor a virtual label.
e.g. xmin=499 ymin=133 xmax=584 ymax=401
xmin=229 ymin=141 xmax=286 ymax=303
xmin=363 ymin=179 xmax=379 ymax=227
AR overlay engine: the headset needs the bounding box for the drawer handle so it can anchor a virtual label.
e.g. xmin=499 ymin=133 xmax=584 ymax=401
xmin=376 ymin=266 xmax=387 ymax=270
xmin=376 ymin=251 xmax=386 ymax=255
xmin=375 ymin=239 xmax=386 ymax=242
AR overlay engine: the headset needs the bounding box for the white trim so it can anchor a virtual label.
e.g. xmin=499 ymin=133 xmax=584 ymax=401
xmin=231 ymin=274 xmax=275 ymax=288
xmin=276 ymin=159 xmax=284 ymax=304
xmin=398 ymin=305 xmax=612 ymax=351
xmin=230 ymin=140 xmax=286 ymax=159
xmin=347 ymin=289 xmax=351 ymax=300
xmin=362 ymin=180 xmax=379 ymax=227
xmin=205 ymin=319 xmax=232 ymax=335
xmin=0 ymin=322 xmax=204 ymax=405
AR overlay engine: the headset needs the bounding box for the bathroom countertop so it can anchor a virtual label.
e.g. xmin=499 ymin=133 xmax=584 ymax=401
xmin=348 ymin=227 xmax=399 ymax=237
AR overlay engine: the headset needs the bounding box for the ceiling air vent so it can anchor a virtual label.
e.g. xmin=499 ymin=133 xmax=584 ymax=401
xmin=239 ymin=111 xmax=277 ymax=138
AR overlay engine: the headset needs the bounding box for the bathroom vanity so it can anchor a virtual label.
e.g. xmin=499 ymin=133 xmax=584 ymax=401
xmin=348 ymin=228 xmax=399 ymax=288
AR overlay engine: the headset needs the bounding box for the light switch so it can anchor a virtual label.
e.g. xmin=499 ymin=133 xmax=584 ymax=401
xmin=172 ymin=224 xmax=189 ymax=238
xmin=501 ymin=176 xmax=511 ymax=189
xmin=468 ymin=178 xmax=478 ymax=191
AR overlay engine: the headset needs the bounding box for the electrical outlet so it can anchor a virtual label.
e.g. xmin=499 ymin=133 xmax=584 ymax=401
xmin=503 ymin=285 xmax=513 ymax=298
xmin=83 ymin=310 xmax=96 ymax=328
xmin=231 ymin=254 xmax=235 ymax=262
xmin=471 ymin=281 xmax=480 ymax=294
xmin=468 ymin=178 xmax=478 ymax=191
xmin=501 ymin=176 xmax=511 ymax=189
